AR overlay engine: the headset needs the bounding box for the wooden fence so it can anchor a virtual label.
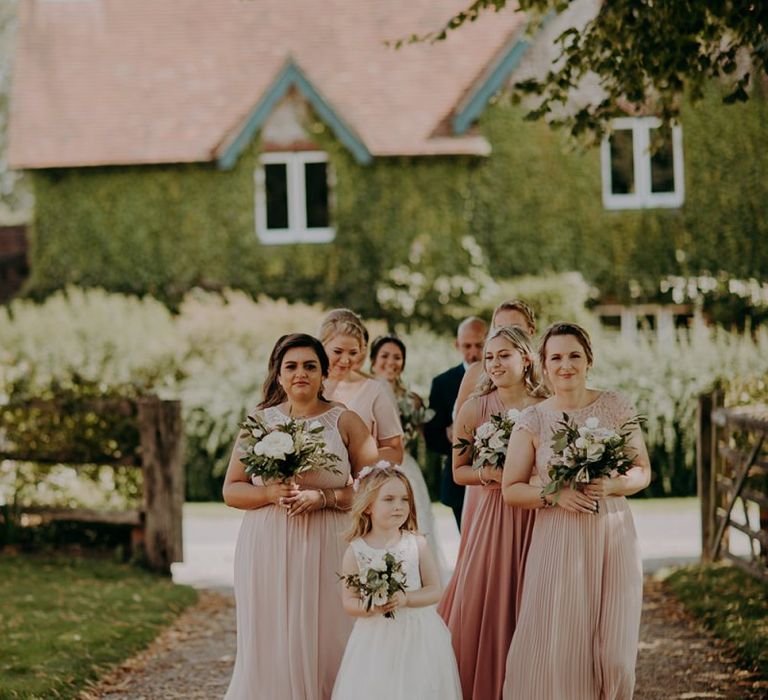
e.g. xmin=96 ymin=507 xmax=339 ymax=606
xmin=697 ymin=390 xmax=768 ymax=582
xmin=0 ymin=396 xmax=184 ymax=574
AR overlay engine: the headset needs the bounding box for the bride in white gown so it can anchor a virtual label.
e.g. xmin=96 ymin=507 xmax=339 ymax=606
xmin=369 ymin=335 xmax=450 ymax=582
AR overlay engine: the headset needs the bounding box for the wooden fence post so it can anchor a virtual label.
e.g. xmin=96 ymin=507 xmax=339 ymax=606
xmin=697 ymin=391 xmax=715 ymax=562
xmin=138 ymin=398 xmax=185 ymax=574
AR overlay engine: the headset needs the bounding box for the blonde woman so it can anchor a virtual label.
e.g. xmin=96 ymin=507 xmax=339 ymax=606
xmin=437 ymin=326 xmax=545 ymax=700
xmin=320 ymin=309 xmax=404 ymax=466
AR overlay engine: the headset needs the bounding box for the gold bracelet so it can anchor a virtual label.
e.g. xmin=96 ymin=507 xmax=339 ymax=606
xmin=317 ymin=489 xmax=327 ymax=509
xmin=322 ymin=487 xmax=336 ymax=509
xmin=478 ymin=467 xmax=489 ymax=486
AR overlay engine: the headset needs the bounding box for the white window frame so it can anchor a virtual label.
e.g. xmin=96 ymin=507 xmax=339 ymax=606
xmin=601 ymin=117 xmax=684 ymax=210
xmin=255 ymin=151 xmax=335 ymax=244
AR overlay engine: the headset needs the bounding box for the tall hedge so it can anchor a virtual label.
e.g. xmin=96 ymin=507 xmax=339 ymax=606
xmin=27 ymin=86 xmax=768 ymax=314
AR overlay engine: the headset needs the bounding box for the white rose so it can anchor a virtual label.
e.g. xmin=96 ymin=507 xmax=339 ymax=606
xmin=258 ymin=431 xmax=295 ymax=459
xmin=372 ymin=589 xmax=389 ymax=606
xmin=577 ymin=426 xmax=591 ymax=438
xmin=251 ymin=428 xmax=264 ymax=439
xmin=575 ymin=437 xmax=588 ymax=449
xmin=367 ymin=554 xmax=386 ymax=571
xmin=506 ymin=408 xmax=521 ymax=422
xmin=476 ymin=421 xmax=496 ymax=440
xmin=488 ymin=430 xmax=506 ymax=451
xmin=585 ymin=417 xmax=600 ymax=429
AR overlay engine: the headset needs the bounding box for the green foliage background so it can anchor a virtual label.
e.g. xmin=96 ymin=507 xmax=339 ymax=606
xmin=26 ymin=88 xmax=768 ymax=316
xmin=2 ymin=289 xmax=768 ymax=503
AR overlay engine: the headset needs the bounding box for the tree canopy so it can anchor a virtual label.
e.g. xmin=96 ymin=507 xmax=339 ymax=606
xmin=401 ymin=0 xmax=768 ymax=138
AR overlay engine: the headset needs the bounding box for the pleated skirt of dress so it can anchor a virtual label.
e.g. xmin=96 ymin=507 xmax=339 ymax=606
xmin=438 ymin=485 xmax=535 ymax=700
xmin=503 ymin=496 xmax=643 ymax=700
xmin=224 ymin=505 xmax=353 ymax=700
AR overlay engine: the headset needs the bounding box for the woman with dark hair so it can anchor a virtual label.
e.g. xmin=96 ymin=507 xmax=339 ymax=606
xmin=369 ymin=334 xmax=448 ymax=580
xmin=501 ymin=323 xmax=651 ymax=700
xmin=223 ymin=333 xmax=379 ymax=700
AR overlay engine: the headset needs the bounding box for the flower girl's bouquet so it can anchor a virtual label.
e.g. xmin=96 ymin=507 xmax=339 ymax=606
xmin=339 ymin=551 xmax=408 ymax=619
xmin=397 ymin=394 xmax=435 ymax=451
xmin=454 ymin=408 xmax=521 ymax=470
xmin=238 ymin=414 xmax=341 ymax=482
xmin=543 ymin=414 xmax=641 ymax=507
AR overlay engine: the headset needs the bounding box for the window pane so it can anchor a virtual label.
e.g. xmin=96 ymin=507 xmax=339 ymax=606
xmin=305 ymin=162 xmax=330 ymax=228
xmin=609 ymin=130 xmax=635 ymax=194
xmin=265 ymin=163 xmax=289 ymax=229
xmin=650 ymin=127 xmax=675 ymax=193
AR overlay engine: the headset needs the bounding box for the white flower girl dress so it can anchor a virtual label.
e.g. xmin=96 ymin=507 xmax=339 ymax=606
xmin=332 ymin=531 xmax=462 ymax=700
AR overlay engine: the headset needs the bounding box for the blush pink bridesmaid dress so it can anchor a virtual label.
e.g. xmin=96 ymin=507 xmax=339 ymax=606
xmin=437 ymin=390 xmax=535 ymax=700
xmin=503 ymin=391 xmax=644 ymax=700
xmin=224 ymin=405 xmax=353 ymax=700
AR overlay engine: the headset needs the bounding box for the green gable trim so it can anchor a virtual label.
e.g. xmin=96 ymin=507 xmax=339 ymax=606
xmin=452 ymin=34 xmax=531 ymax=135
xmin=217 ymin=60 xmax=372 ymax=169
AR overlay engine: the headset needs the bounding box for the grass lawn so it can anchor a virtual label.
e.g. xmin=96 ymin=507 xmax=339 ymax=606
xmin=666 ymin=563 xmax=768 ymax=677
xmin=0 ymin=555 xmax=197 ymax=700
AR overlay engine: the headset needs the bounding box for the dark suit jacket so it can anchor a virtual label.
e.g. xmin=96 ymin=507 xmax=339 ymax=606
xmin=424 ymin=363 xmax=465 ymax=510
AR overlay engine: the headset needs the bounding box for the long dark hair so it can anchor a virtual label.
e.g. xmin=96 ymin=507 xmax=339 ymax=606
xmin=369 ymin=335 xmax=407 ymax=370
xmin=258 ymin=334 xmax=330 ymax=409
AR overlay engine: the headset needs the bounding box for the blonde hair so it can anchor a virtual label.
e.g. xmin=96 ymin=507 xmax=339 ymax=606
xmin=492 ymin=299 xmax=536 ymax=333
xmin=319 ymin=308 xmax=368 ymax=351
xmin=474 ymin=325 xmax=548 ymax=398
xmin=346 ymin=467 xmax=418 ymax=541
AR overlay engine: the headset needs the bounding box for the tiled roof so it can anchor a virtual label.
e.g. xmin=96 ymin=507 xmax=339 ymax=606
xmin=8 ymin=0 xmax=524 ymax=168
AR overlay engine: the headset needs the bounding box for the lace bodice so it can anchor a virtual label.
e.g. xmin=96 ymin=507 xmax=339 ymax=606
xmin=350 ymin=531 xmax=422 ymax=592
xmin=513 ymin=391 xmax=636 ymax=485
xmin=257 ymin=405 xmax=351 ymax=488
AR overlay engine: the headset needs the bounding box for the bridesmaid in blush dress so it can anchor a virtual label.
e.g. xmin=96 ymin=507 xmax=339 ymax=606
xmin=437 ymin=326 xmax=544 ymax=700
xmin=454 ymin=300 xmax=538 ymax=532
xmin=319 ymin=309 xmax=404 ymax=466
xmin=368 ymin=334 xmax=449 ymax=580
xmin=501 ymin=323 xmax=651 ymax=700
xmin=222 ymin=334 xmax=379 ymax=700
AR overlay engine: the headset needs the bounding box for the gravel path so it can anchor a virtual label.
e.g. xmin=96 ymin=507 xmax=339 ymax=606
xmin=81 ymin=580 xmax=766 ymax=700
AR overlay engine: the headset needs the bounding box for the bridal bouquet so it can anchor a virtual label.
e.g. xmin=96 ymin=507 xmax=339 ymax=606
xmin=238 ymin=413 xmax=341 ymax=482
xmin=397 ymin=394 xmax=434 ymax=451
xmin=340 ymin=551 xmax=408 ymax=619
xmin=543 ymin=414 xmax=641 ymax=504
xmin=455 ymin=408 xmax=521 ymax=470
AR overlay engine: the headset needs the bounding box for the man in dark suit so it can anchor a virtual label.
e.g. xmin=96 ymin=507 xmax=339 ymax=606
xmin=424 ymin=316 xmax=487 ymax=530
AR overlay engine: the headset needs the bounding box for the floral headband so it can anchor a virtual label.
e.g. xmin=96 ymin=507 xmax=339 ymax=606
xmin=353 ymin=460 xmax=404 ymax=491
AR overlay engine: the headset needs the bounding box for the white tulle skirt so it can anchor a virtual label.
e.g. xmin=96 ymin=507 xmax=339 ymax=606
xmin=332 ymin=606 xmax=462 ymax=700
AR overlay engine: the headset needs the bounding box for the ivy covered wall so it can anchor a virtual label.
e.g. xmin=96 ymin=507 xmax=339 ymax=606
xmin=27 ymin=86 xmax=768 ymax=315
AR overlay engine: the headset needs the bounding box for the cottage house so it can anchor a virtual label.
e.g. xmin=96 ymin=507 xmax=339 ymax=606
xmin=8 ymin=0 xmax=768 ymax=321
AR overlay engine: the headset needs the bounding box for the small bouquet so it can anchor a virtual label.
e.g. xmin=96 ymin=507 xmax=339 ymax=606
xmin=543 ymin=414 xmax=641 ymax=505
xmin=454 ymin=408 xmax=521 ymax=469
xmin=397 ymin=393 xmax=434 ymax=452
xmin=238 ymin=413 xmax=341 ymax=482
xmin=340 ymin=551 xmax=408 ymax=619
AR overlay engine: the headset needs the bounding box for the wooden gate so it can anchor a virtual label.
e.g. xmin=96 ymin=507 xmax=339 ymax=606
xmin=697 ymin=391 xmax=768 ymax=582
xmin=0 ymin=396 xmax=184 ymax=574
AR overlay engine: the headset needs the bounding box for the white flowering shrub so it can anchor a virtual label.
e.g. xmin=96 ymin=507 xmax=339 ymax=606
xmin=1 ymin=287 xmax=767 ymax=502
xmin=376 ymin=234 xmax=500 ymax=332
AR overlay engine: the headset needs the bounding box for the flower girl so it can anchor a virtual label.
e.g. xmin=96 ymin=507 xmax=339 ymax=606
xmin=332 ymin=464 xmax=462 ymax=700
